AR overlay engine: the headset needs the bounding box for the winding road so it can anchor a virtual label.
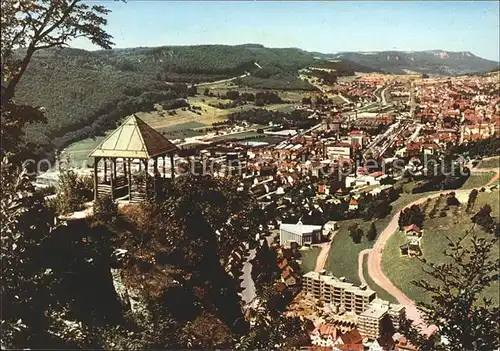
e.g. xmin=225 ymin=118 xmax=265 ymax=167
xmin=194 ymin=72 xmax=250 ymax=87
xmin=359 ymin=167 xmax=499 ymax=334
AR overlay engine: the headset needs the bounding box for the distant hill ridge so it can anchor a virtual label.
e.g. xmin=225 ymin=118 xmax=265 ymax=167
xmin=324 ymin=49 xmax=499 ymax=75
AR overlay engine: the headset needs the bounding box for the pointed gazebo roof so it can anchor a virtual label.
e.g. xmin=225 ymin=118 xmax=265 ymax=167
xmin=89 ymin=114 xmax=178 ymax=159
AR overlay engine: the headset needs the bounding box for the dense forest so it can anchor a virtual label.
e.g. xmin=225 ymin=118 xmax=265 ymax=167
xmin=98 ymin=44 xmax=317 ymax=78
xmin=309 ymin=59 xmax=383 ymax=75
xmin=16 ymin=52 xmax=189 ymax=161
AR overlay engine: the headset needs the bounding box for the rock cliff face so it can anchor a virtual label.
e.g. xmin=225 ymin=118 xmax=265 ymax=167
xmin=110 ymin=248 xmax=155 ymax=323
xmin=111 ymin=268 xmax=152 ymax=322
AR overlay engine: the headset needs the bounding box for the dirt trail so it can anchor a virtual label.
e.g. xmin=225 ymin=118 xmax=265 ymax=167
xmin=358 ymin=249 xmax=371 ymax=286
xmin=314 ymin=241 xmax=331 ymax=272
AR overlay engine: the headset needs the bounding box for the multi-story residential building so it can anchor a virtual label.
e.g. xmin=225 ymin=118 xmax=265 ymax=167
xmin=357 ymin=305 xmax=387 ymax=340
xmin=303 ymin=272 xmax=376 ymax=315
xmin=358 ymin=299 xmax=406 ymax=340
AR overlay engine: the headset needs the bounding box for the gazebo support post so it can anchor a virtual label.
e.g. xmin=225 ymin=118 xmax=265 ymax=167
xmin=113 ymin=158 xmax=117 ymax=179
xmin=170 ymin=154 xmax=175 ymax=179
xmin=104 ymin=158 xmax=108 ymax=183
xmin=127 ymin=158 xmax=132 ymax=201
xmin=143 ymin=159 xmax=149 ymax=199
xmin=110 ymin=158 xmax=115 ymax=201
xmin=93 ymin=157 xmax=100 ymax=201
xmin=163 ymin=156 xmax=166 ymax=178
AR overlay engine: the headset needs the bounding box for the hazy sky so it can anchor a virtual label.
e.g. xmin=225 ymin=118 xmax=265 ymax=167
xmin=72 ymin=1 xmax=500 ymax=61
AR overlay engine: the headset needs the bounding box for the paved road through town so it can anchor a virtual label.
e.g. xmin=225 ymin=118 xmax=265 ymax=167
xmin=241 ymin=248 xmax=256 ymax=306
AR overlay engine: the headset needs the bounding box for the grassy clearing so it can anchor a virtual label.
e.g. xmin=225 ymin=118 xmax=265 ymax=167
xmin=298 ymin=74 xmax=348 ymax=104
xmin=362 ymin=255 xmax=397 ymax=303
xmin=478 ymin=157 xmax=500 ymax=169
xmin=60 ymin=132 xmax=112 ymax=167
xmin=325 ymin=193 xmax=428 ymax=285
xmin=381 ymin=190 xmax=500 ymax=306
xmin=462 ymin=172 xmax=497 ymax=189
xmin=325 ymin=225 xmax=371 ymax=284
xmin=299 ymin=246 xmax=321 ymax=273
xmin=200 ymin=82 xmax=311 ymax=103
xmin=136 ymin=105 xmax=228 ymax=131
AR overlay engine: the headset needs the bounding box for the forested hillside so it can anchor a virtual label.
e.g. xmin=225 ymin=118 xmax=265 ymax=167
xmin=97 ymin=44 xmax=316 ymax=79
xmin=309 ymin=59 xmax=384 ymax=75
xmin=16 ymin=50 xmax=189 ymax=160
xmin=16 ymin=45 xmax=318 ymax=160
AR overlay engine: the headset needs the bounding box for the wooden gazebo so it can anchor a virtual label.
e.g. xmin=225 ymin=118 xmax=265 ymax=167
xmin=89 ymin=114 xmax=179 ymax=202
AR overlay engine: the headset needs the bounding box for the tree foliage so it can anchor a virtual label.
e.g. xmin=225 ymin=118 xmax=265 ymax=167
xmin=238 ymin=314 xmax=311 ymax=350
xmin=0 ymin=158 xmax=67 ymax=347
xmin=398 ymin=204 xmax=425 ymax=229
xmin=120 ymin=175 xmax=267 ymax=335
xmin=348 ymin=223 xmax=363 ymax=244
xmin=471 ymin=204 xmax=498 ymax=235
xmin=366 ymin=222 xmax=377 ymax=241
xmin=1 ymin=0 xmax=116 ymax=157
xmin=466 ymin=189 xmax=479 ymax=213
xmin=55 ymin=166 xmax=92 ymax=215
xmin=251 ymin=240 xmax=279 ymax=293
xmin=403 ymin=225 xmax=500 ymax=350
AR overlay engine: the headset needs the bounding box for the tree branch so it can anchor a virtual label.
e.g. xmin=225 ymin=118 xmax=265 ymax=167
xmin=38 ymin=0 xmax=80 ymax=39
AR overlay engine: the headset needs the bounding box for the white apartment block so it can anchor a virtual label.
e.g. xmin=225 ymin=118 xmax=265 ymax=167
xmin=358 ymin=298 xmax=405 ymax=340
xmin=303 ymin=271 xmax=376 ymax=315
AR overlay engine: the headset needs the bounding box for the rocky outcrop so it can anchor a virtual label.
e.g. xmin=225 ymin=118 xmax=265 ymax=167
xmin=110 ymin=249 xmax=152 ymax=323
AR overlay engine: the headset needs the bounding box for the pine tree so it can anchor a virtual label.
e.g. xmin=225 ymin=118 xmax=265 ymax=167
xmin=366 ymin=222 xmax=377 ymax=241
